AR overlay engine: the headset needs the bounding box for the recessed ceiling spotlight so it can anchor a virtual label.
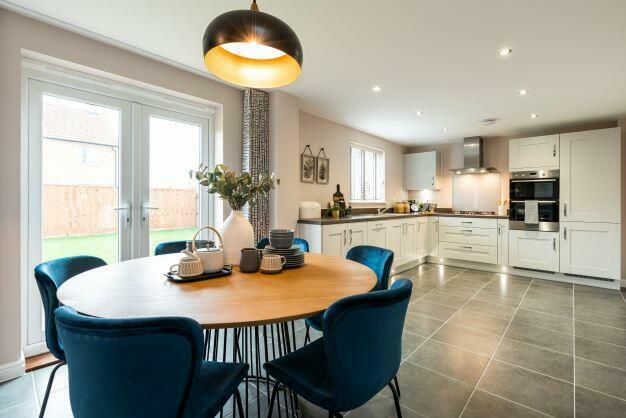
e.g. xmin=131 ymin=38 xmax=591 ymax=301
xmin=414 ymin=110 xmax=423 ymax=116
xmin=518 ymin=89 xmax=528 ymax=96
xmin=499 ymin=47 xmax=512 ymax=56
xmin=443 ymin=127 xmax=449 ymax=132
xmin=372 ymin=85 xmax=382 ymax=92
xmin=529 ymin=113 xmax=538 ymax=119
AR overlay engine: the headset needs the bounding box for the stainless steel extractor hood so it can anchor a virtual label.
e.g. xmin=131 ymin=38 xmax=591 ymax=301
xmin=451 ymin=136 xmax=499 ymax=175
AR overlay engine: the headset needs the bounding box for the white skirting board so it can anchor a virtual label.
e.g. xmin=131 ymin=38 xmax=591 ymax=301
xmin=0 ymin=353 xmax=25 ymax=383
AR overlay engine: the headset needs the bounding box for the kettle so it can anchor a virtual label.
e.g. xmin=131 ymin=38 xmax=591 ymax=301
xmin=183 ymin=226 xmax=225 ymax=274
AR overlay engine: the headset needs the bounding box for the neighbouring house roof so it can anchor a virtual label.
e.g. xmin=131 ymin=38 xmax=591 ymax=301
xmin=43 ymin=102 xmax=119 ymax=147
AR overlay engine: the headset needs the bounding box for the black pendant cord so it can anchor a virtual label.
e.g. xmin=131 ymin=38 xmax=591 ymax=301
xmin=250 ymin=0 xmax=259 ymax=11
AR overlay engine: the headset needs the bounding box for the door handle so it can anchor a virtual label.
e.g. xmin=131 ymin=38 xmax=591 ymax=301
xmin=563 ymin=203 xmax=567 ymax=217
xmin=349 ymin=228 xmax=353 ymax=245
xmin=141 ymin=204 xmax=160 ymax=223
xmin=461 ymin=246 xmax=473 ymax=250
xmin=553 ymin=144 xmax=556 ymax=157
xmin=113 ymin=205 xmax=132 ymax=227
xmin=461 ymin=229 xmax=473 ymax=233
xmin=343 ymin=229 xmax=347 ymax=246
xmin=563 ymin=227 xmax=567 ymax=240
xmin=460 ymin=221 xmax=473 ymax=224
xmin=431 ymin=176 xmax=434 ymax=186
xmin=498 ymin=225 xmax=501 ymax=235
xmin=553 ymin=237 xmax=556 ymax=251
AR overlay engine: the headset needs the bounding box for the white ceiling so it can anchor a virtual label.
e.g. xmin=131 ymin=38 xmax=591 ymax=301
xmin=5 ymin=0 xmax=626 ymax=145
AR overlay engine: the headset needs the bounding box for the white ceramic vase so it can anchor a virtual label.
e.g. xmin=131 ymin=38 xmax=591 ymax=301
xmin=219 ymin=210 xmax=255 ymax=265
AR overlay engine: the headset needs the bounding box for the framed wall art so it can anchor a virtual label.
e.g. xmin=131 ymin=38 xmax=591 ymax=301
xmin=300 ymin=144 xmax=316 ymax=183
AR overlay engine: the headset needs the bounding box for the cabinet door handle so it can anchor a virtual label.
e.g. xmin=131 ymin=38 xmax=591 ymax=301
xmin=349 ymin=229 xmax=353 ymax=245
xmin=461 ymin=246 xmax=473 ymax=250
xmin=460 ymin=221 xmax=473 ymax=224
xmin=563 ymin=227 xmax=567 ymax=240
xmin=563 ymin=203 xmax=567 ymax=217
xmin=498 ymin=225 xmax=501 ymax=235
xmin=461 ymin=229 xmax=473 ymax=233
xmin=553 ymin=144 xmax=556 ymax=157
xmin=343 ymin=229 xmax=347 ymax=246
xmin=431 ymin=176 xmax=434 ymax=186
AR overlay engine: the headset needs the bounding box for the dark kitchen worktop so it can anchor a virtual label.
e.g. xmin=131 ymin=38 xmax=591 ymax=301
xmin=297 ymin=211 xmax=508 ymax=225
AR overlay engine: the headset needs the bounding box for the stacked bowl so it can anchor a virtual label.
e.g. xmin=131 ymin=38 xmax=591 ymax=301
xmin=269 ymin=229 xmax=295 ymax=249
xmin=266 ymin=229 xmax=305 ymax=268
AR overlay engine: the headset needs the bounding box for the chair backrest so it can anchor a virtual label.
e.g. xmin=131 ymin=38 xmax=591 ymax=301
xmin=34 ymin=256 xmax=107 ymax=360
xmin=256 ymin=237 xmax=309 ymax=252
xmin=55 ymin=306 xmax=204 ymax=418
xmin=322 ymin=279 xmax=412 ymax=411
xmin=154 ymin=240 xmax=187 ymax=256
xmin=346 ymin=245 xmax=394 ymax=291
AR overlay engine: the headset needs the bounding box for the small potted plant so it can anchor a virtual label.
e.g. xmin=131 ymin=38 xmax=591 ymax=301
xmin=194 ymin=164 xmax=279 ymax=265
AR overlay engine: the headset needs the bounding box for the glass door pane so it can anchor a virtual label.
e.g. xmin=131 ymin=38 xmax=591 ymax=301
xmin=142 ymin=108 xmax=209 ymax=256
xmin=41 ymin=95 xmax=122 ymax=264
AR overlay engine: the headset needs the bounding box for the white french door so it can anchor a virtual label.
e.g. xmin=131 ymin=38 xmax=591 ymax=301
xmin=24 ymin=78 xmax=210 ymax=354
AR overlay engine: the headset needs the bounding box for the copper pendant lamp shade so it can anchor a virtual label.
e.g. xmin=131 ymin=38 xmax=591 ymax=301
xmin=203 ymin=0 xmax=303 ymax=88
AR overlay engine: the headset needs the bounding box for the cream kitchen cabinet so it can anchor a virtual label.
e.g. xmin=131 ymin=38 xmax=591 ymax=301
xmin=404 ymin=151 xmax=442 ymax=190
xmin=321 ymin=222 xmax=368 ymax=258
xmin=387 ymin=218 xmax=418 ymax=266
xmin=438 ymin=217 xmax=499 ymax=264
xmin=416 ymin=217 xmax=428 ymax=258
xmin=428 ymin=217 xmax=439 ymax=257
xmin=509 ymin=134 xmax=559 ymax=171
xmin=560 ymin=128 xmax=620 ymax=224
xmin=508 ymin=230 xmax=559 ymax=273
xmin=497 ymin=219 xmax=509 ymax=266
xmin=367 ymin=220 xmax=389 ymax=249
xmin=560 ymin=222 xmax=619 ymax=279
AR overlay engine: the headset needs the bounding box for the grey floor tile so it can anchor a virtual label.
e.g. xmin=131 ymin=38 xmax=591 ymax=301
xmin=505 ymin=321 xmax=573 ymax=354
xmin=524 ymin=291 xmax=573 ymax=308
xmin=575 ymin=321 xmax=626 ymax=347
xmin=575 ymin=357 xmax=626 ymax=401
xmin=0 ymin=401 xmax=38 ymax=418
xmin=348 ymin=393 xmax=421 ymax=418
xmin=401 ymin=332 xmax=426 ymax=361
xmin=421 ymin=292 xmax=470 ymax=309
xmin=574 ymin=308 xmax=626 ymax=330
xmin=529 ymin=280 xmax=573 ymax=293
xmin=463 ymin=299 xmax=516 ymax=321
xmin=431 ymin=323 xmax=501 ymax=357
xmin=43 ymin=389 xmax=73 ymax=418
xmin=576 ymin=336 xmax=626 ymax=370
xmin=408 ymin=287 xmax=434 ymax=301
xmin=408 ymin=300 xmax=458 ymax=322
xmin=461 ymin=389 xmax=549 ymax=418
xmin=437 ymin=282 xmax=483 ymax=297
xmin=495 ymin=337 xmax=574 ymax=382
xmin=396 ymin=362 xmax=474 ymax=418
xmin=404 ymin=312 xmax=445 ymax=337
xmin=519 ymin=298 xmax=573 ymax=318
xmin=448 ymin=309 xmax=509 ymax=337
xmin=575 ymin=385 xmax=626 ymax=418
xmin=407 ymin=339 xmax=490 ymax=386
xmin=0 ymin=374 xmax=37 ymax=411
xmin=455 ymin=272 xmax=494 ymax=284
xmin=478 ymin=360 xmax=574 ymax=417
xmin=33 ymin=364 xmax=68 ymax=402
xmin=473 ymin=289 xmax=523 ymax=307
xmin=513 ymin=308 xmax=574 ymax=334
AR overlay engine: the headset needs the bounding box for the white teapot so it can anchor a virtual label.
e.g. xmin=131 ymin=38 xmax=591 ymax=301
xmin=184 ymin=226 xmax=225 ymax=274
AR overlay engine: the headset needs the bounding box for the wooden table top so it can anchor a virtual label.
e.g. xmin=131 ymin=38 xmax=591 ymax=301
xmin=57 ymin=252 xmax=377 ymax=329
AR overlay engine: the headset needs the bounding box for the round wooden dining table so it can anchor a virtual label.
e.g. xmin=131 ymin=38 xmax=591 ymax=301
xmin=57 ymin=252 xmax=377 ymax=417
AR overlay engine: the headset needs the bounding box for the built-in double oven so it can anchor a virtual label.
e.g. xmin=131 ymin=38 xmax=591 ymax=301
xmin=509 ymin=170 xmax=559 ymax=231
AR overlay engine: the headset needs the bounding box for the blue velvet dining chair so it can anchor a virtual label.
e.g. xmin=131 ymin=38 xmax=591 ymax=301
xmin=264 ymin=279 xmax=412 ymax=418
xmin=55 ymin=306 xmax=249 ymax=418
xmin=256 ymin=237 xmax=310 ymax=253
xmin=154 ymin=240 xmax=187 ymax=255
xmin=305 ymin=245 xmax=394 ymax=343
xmin=34 ymin=255 xmax=107 ymax=417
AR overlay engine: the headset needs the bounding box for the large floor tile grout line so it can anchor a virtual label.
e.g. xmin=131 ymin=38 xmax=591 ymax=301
xmin=574 ymin=335 xmax=626 ymax=350
xmin=458 ymin=278 xmax=535 ymax=417
xmin=403 ymin=361 xmax=474 ymax=388
xmin=575 ymin=318 xmax=626 ymax=331
xmin=575 ymin=383 xmax=626 ymax=403
xmin=502 ymin=336 xmax=573 ymax=357
xmin=490 ymin=358 xmax=574 ymax=385
xmin=478 ymin=388 xmax=556 ymax=417
xmin=508 ymin=317 xmax=575 ymax=336
xmin=573 ymin=285 xmax=576 ymax=418
xmin=400 ymin=272 xmax=497 ymax=368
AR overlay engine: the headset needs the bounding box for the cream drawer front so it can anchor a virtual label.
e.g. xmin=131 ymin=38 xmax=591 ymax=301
xmin=438 ymin=217 xmax=497 ymax=229
xmin=439 ymin=226 xmax=497 ymax=246
xmin=440 ymin=242 xmax=498 ymax=264
xmin=508 ymin=230 xmax=559 ymax=273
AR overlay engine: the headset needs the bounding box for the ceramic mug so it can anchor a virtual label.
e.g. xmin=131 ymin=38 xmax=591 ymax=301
xmin=240 ymin=248 xmax=263 ymax=273
xmin=260 ymin=254 xmax=286 ymax=273
xmin=169 ymin=257 xmax=203 ymax=278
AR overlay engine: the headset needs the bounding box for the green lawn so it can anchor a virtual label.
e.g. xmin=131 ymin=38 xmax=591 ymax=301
xmin=43 ymin=228 xmax=196 ymax=265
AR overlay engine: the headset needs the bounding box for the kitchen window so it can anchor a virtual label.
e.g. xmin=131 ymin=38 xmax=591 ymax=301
xmin=350 ymin=143 xmax=385 ymax=202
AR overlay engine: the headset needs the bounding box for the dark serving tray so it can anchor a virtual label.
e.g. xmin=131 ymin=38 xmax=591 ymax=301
xmin=165 ymin=265 xmax=232 ymax=283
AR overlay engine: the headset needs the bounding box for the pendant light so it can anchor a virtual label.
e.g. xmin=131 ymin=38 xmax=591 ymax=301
xmin=202 ymin=0 xmax=303 ymax=88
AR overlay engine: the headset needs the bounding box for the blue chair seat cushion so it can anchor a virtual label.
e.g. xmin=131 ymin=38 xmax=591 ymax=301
xmin=305 ymin=312 xmax=323 ymax=331
xmin=187 ymin=361 xmax=249 ymax=418
xmin=263 ymin=338 xmax=335 ymax=410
